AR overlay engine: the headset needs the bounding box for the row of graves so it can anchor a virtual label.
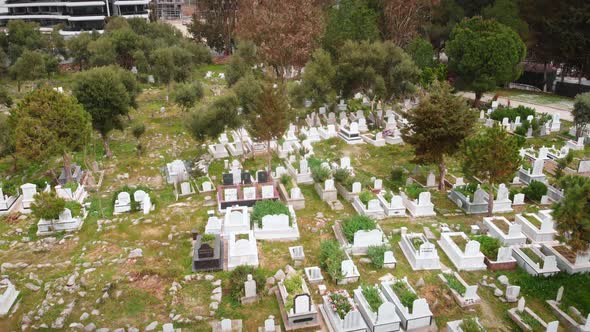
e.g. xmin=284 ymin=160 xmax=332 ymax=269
xmin=480 ymin=101 xmax=562 ymax=138
xmin=216 ymin=161 xmax=280 ymax=211
xmin=192 ymin=201 xmax=300 ymax=272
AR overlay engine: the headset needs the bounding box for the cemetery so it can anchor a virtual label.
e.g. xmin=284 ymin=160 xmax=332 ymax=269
xmin=1 ymin=11 xmax=590 ymax=331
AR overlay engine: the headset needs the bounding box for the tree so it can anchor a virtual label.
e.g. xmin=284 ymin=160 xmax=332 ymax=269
xmin=0 ymin=85 xmax=13 ymax=108
xmin=461 ymin=125 xmax=521 ymax=216
xmin=247 ymin=82 xmax=291 ymax=169
xmin=233 ymin=74 xmax=263 ymax=115
xmin=426 ymin=0 xmax=465 ymax=50
xmin=402 ymin=81 xmax=476 ymax=191
xmin=573 ymin=93 xmax=590 ymax=138
xmin=188 ymin=0 xmax=238 ymax=54
xmin=152 ymin=47 xmax=193 ymax=99
xmin=295 ymin=49 xmax=337 ymax=107
xmin=88 ymin=37 xmax=117 ymax=67
xmin=66 ymin=32 xmax=95 ymax=70
xmin=172 ymin=81 xmax=204 ymax=112
xmin=446 ymin=17 xmax=526 ymax=106
xmin=9 ymin=50 xmax=46 ymax=92
xmin=131 ymin=122 xmax=146 ymax=156
xmin=72 ymin=66 xmax=139 ymax=158
xmin=31 ymin=191 xmax=66 ymax=226
xmin=187 ymin=94 xmax=241 ymax=143
xmin=553 ymin=176 xmax=590 ymax=253
xmin=2 ymin=20 xmax=46 ymax=63
xmin=405 ymin=37 xmax=435 ymax=69
xmin=0 ymin=113 xmax=17 ymax=170
xmin=323 ymin=0 xmax=380 ymax=54
xmin=225 ymin=40 xmax=257 ymax=86
xmin=482 ymin=0 xmax=529 ymax=42
xmin=237 ymin=0 xmax=325 ymax=76
xmin=383 ymin=0 xmax=433 ymax=47
xmin=11 ymin=87 xmax=92 ymax=183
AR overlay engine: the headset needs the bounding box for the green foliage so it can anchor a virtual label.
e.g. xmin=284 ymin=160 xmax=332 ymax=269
xmin=405 ymin=183 xmax=426 ymax=200
xmin=555 ymin=151 xmax=574 ymax=180
xmin=328 ymin=292 xmax=352 ymax=319
xmin=361 ymin=285 xmax=383 ymax=312
xmin=573 ymin=93 xmax=590 ymax=137
xmin=0 ymin=85 xmax=12 ymax=108
xmin=226 ymin=41 xmax=258 ymax=86
xmin=311 ymin=164 xmax=331 ymax=183
xmin=482 ymin=0 xmax=529 ymax=40
xmin=444 ymin=273 xmax=466 ymax=295
xmin=401 ymin=80 xmax=476 ymax=189
xmin=461 ymin=125 xmax=521 ymax=214
xmin=489 ymin=105 xmax=535 ymax=122
xmin=519 ymin=309 xmax=542 ymax=331
xmin=251 ymin=200 xmax=290 ymax=228
xmin=358 ymin=190 xmax=375 ymax=205
xmin=294 ymin=49 xmax=337 ymax=107
xmin=390 ymin=167 xmax=406 ymax=187
xmin=454 ymin=183 xmax=478 ymax=198
xmin=446 ymin=17 xmax=526 ymax=100
xmin=66 ymin=32 xmax=96 ymax=70
xmin=111 ymin=185 xmax=153 ymax=213
xmin=405 ymin=37 xmax=435 ymax=69
xmin=64 ymin=201 xmax=83 ymax=217
xmin=31 ymin=191 xmax=66 ymax=220
xmin=131 ymin=122 xmax=146 ymax=140
xmin=283 ymin=274 xmax=304 ymax=312
xmin=459 ymin=317 xmax=486 ymax=332
xmin=383 ymin=191 xmax=393 ymax=202
xmin=522 ymin=181 xmax=547 ymax=202
xmin=172 ymin=81 xmax=204 ymax=112
xmin=233 ymin=74 xmax=263 ymax=115
xmin=201 ymin=233 xmax=216 ymax=243
xmin=367 ymin=245 xmax=388 ymax=268
xmin=391 ymin=281 xmax=418 ymax=310
xmin=187 ymin=94 xmax=240 ymax=142
xmin=319 ymin=240 xmax=345 ymax=282
xmin=280 ymin=174 xmax=292 ymax=186
xmin=151 ymin=46 xmax=193 ymax=86
xmin=11 ymin=87 xmax=92 ymax=165
xmin=229 ymin=265 xmax=266 ymax=302
xmin=9 ymin=50 xmax=47 ymax=91
xmin=333 ymin=168 xmax=351 ymax=184
xmin=472 ymin=235 xmax=501 ymax=259
xmin=323 ymin=0 xmax=380 ymax=54
xmin=553 ymin=176 xmax=590 ymax=252
xmin=341 ymin=215 xmax=376 ymax=243
xmin=420 ymin=63 xmax=448 ymax=86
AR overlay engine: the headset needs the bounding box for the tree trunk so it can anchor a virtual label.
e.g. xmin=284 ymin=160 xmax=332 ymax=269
xmin=101 ymin=133 xmax=113 ymax=158
xmin=543 ymin=62 xmax=548 ymax=92
xmin=473 ymin=92 xmax=482 ymax=107
xmin=63 ymin=152 xmax=73 ymax=183
xmin=266 ymin=139 xmax=272 ymax=172
xmin=11 ymin=154 xmax=18 ymax=172
xmin=17 ymin=81 xmax=21 ymax=92
xmin=487 ymin=184 xmax=494 ymax=217
xmin=438 ymin=160 xmax=446 ymax=192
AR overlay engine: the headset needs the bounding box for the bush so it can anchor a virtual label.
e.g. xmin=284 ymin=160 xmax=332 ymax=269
xmin=229 ymin=265 xmax=265 ymax=302
xmin=358 ymin=190 xmax=374 ymax=205
xmin=333 ymin=168 xmax=351 ymax=183
xmin=367 ymin=245 xmax=387 ymax=268
xmin=361 ymin=285 xmax=383 ymax=312
xmin=459 ymin=318 xmax=485 ymax=332
xmin=444 ymin=273 xmax=466 ymax=295
xmin=319 ymin=240 xmax=345 ymax=282
xmin=64 ymin=201 xmax=83 ymax=217
xmin=311 ymin=165 xmax=331 ymax=183
xmin=31 ymin=191 xmax=66 ymax=220
xmin=472 ymin=235 xmax=501 ymax=259
xmin=522 ymin=180 xmax=548 ymax=202
xmin=405 ymin=183 xmax=426 ymax=200
xmin=280 ymin=174 xmax=292 ymax=186
xmin=490 ymin=105 xmax=535 ymax=122
xmin=251 ymin=200 xmax=290 ymax=228
xmin=201 ymin=233 xmax=216 ymax=243
xmin=390 ymin=167 xmax=405 ymax=186
xmin=391 ymin=281 xmax=418 ymax=310
xmin=341 ymin=215 xmax=376 ymax=243
xmin=328 ymin=292 xmax=352 ymax=319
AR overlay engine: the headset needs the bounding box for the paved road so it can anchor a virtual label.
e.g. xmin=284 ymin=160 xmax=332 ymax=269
xmin=460 ymin=92 xmax=573 ymax=122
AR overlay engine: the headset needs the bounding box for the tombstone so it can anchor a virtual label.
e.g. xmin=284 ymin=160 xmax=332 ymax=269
xmin=242 ymin=172 xmax=252 ymax=184
xmin=479 ymin=110 xmax=485 ymax=120
xmin=350 ymin=122 xmax=359 ymax=134
xmin=261 ymin=185 xmax=274 ymax=199
xmin=367 ymin=199 xmax=381 ymax=211
xmin=505 ymin=285 xmax=520 ymax=302
xmin=202 ymin=181 xmax=213 ymax=192
xmin=351 ymin=182 xmax=361 ymax=194
xmin=515 ymin=116 xmax=521 ymax=125
xmin=243 ymin=187 xmax=256 ymax=200
xmin=517 ymin=297 xmax=525 ymax=312
xmin=383 ymin=251 xmax=396 ymax=268
xmin=244 ymin=274 xmax=257 ymax=298
xmin=527 ymin=115 xmax=534 ymax=122
xmin=325 ymin=179 xmax=335 ymax=191
xmin=224 ymin=188 xmax=238 ymax=202
xmin=532 ymin=158 xmax=544 ymax=175
xmin=426 ymin=172 xmax=436 ymax=187
xmin=264 ymin=316 xmax=276 ymax=332
xmin=58 ymin=208 xmax=73 ymax=221
xmin=257 ymin=170 xmax=269 ymax=183
xmin=232 ymin=168 xmax=242 ymax=185
xmin=502 ymin=117 xmax=509 ymax=126
xmin=133 ymin=190 xmax=146 ymax=203
xmin=374 ymin=179 xmax=382 ymax=190
xmin=221 ymin=318 xmax=232 ymax=331
xmin=319 ymin=107 xmax=326 ymax=115
xmin=294 ymin=294 xmax=311 ymax=313
xmin=340 ymin=157 xmax=351 ymax=169
xmin=341 ymin=260 xmax=356 ymax=277
xmin=300 ymin=159 xmax=309 ymax=173
xmin=526 ymin=127 xmax=533 ymax=138
xmin=222 ymin=173 xmax=234 ymax=186
xmin=496 ymin=184 xmax=509 ymax=201
xmin=418 ymin=191 xmax=431 ymax=205
xmin=117 ymin=192 xmax=131 ymax=206
xmin=556 ymin=286 xmax=564 ymax=302
xmin=290 ymin=187 xmax=302 ymax=199
xmin=147 ymin=75 xmax=155 ymax=83
xmin=142 ymin=195 xmax=152 ymax=214
xmin=513 ymin=193 xmax=525 ymax=205
xmin=455 ymin=177 xmax=465 ymax=186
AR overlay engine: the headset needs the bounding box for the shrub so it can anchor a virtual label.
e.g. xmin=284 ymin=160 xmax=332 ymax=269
xmin=201 ymin=233 xmax=216 ymax=243
xmin=251 ymin=200 xmax=290 ymax=228
xmin=405 ymin=183 xmax=426 ymax=200
xmin=333 ymin=168 xmax=351 ymax=183
xmin=229 ymin=265 xmax=265 ymax=302
xmin=367 ymin=245 xmax=388 ymax=268
xmin=328 ymin=292 xmax=352 ymax=319
xmin=490 ymin=105 xmax=535 ymax=122
xmin=383 ymin=190 xmax=393 ymax=202
xmin=319 ymin=240 xmax=345 ymax=282
xmin=361 ymin=285 xmax=383 ymax=312
xmin=358 ymin=190 xmax=374 ymax=205
xmin=64 ymin=201 xmax=83 ymax=217
xmin=341 ymin=215 xmax=376 ymax=243
xmin=391 ymin=281 xmax=418 ymax=310
xmin=459 ymin=318 xmax=485 ymax=332
xmin=280 ymin=173 xmax=292 ymax=186
xmin=444 ymin=273 xmax=466 ymax=295
xmin=283 ymin=274 xmax=304 ymax=312
xmin=31 ymin=191 xmax=66 ymax=220
xmin=522 ymin=180 xmax=548 ymax=202
xmin=390 ymin=167 xmax=405 ymax=184
xmin=472 ymin=235 xmax=501 ymax=259
xmin=311 ymin=165 xmax=331 ymax=183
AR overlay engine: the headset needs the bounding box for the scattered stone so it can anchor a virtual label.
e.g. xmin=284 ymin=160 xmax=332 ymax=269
xmin=128 ymin=249 xmax=143 ymax=259
xmin=274 ymin=269 xmax=286 ymax=281
xmin=80 ymin=312 xmax=89 ymax=321
xmin=415 ymin=277 xmax=425 ymax=288
xmin=25 ymin=283 xmax=40 ymax=292
xmin=145 ymin=321 xmax=158 ymax=331
xmin=498 ymin=275 xmax=509 ymax=286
